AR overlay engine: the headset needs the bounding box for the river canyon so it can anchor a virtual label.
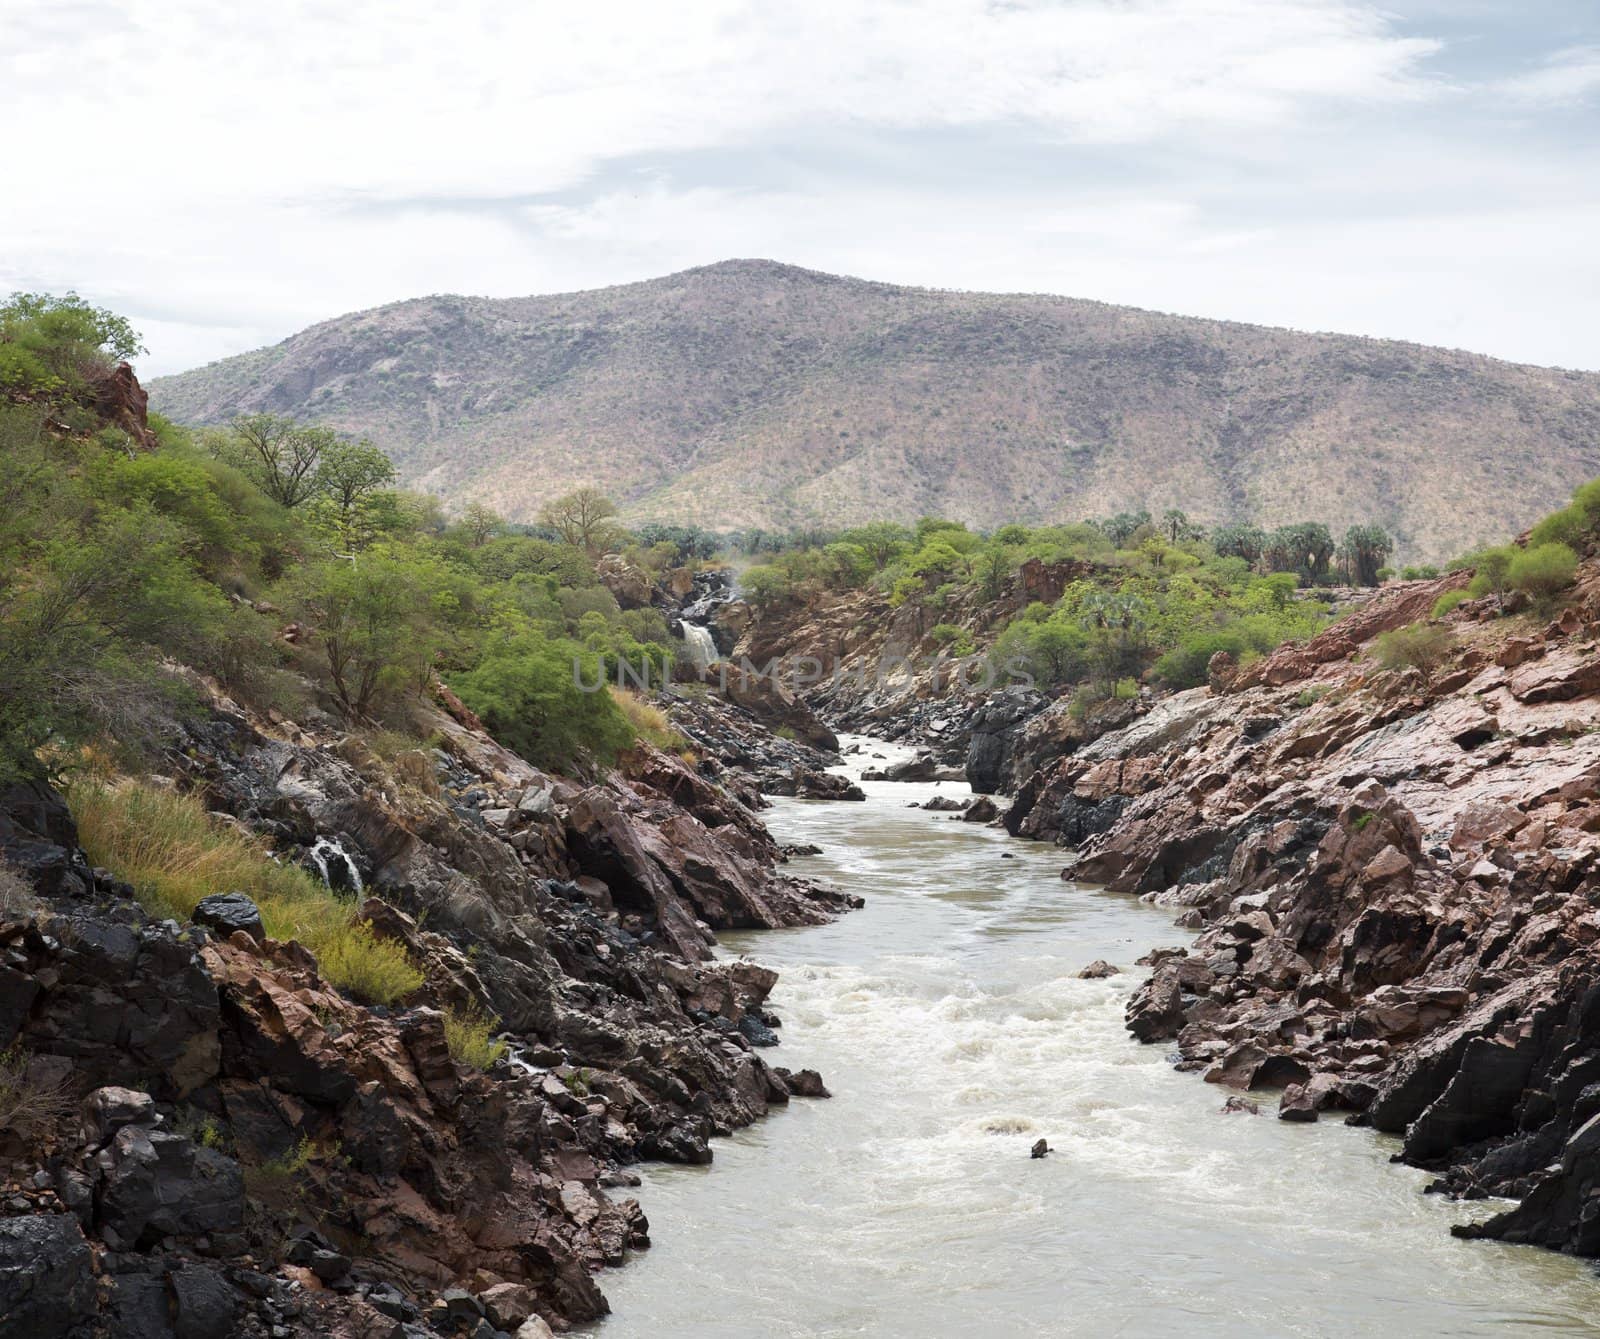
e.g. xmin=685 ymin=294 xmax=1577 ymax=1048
xmin=596 ymin=738 xmax=1600 ymax=1339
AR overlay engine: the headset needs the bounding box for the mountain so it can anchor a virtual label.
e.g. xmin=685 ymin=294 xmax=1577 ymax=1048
xmin=150 ymin=259 xmax=1600 ymax=562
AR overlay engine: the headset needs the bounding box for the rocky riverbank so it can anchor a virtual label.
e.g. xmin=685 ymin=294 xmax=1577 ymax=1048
xmin=999 ymin=564 xmax=1600 ymax=1253
xmin=0 ymin=678 xmax=854 ymax=1338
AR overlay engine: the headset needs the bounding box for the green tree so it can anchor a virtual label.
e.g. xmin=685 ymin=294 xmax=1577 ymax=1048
xmin=1344 ymin=524 xmax=1393 ymax=587
xmin=1212 ymin=523 xmax=1266 ymax=567
xmin=289 ymin=554 xmax=442 ymax=717
xmin=314 ymin=439 xmax=397 ymax=549
xmin=460 ymin=502 xmax=503 ymax=549
xmin=229 ymin=414 xmax=339 ymax=509
xmin=540 ymin=488 xmax=621 ymax=554
xmin=449 ymin=633 xmax=634 ymax=771
xmin=0 ymin=291 xmax=145 ymax=395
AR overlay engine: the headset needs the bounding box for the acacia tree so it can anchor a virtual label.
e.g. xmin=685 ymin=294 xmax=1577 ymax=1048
xmin=230 ymin=414 xmax=339 ymax=509
xmin=314 ymin=439 xmax=396 ymax=548
xmin=539 ymin=488 xmax=620 ymax=553
xmin=290 ymin=554 xmax=440 ymax=717
xmin=460 ymin=502 xmax=503 ymax=549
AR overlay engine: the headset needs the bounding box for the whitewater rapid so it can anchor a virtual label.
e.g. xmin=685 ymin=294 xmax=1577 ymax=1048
xmin=593 ymin=737 xmax=1600 ymax=1338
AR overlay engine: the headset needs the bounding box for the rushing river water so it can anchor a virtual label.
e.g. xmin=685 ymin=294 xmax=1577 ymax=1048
xmin=593 ymin=737 xmax=1600 ymax=1338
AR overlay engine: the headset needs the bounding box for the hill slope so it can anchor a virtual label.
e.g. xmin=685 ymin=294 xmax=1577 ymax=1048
xmin=151 ymin=260 xmax=1600 ymax=561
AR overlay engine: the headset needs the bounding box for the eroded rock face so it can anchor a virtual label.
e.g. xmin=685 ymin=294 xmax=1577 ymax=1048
xmin=0 ymin=677 xmax=853 ymax=1335
xmin=1030 ymin=566 xmax=1600 ymax=1261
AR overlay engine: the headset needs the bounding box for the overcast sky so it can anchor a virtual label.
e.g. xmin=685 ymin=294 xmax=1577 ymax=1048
xmin=5 ymin=0 xmax=1599 ymax=376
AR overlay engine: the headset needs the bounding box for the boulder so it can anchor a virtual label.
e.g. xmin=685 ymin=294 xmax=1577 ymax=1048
xmin=95 ymin=1126 xmax=245 ymax=1249
xmin=0 ymin=1214 xmax=96 ymax=1338
xmin=170 ymin=1264 xmax=241 ymax=1339
xmin=962 ymin=796 xmax=1000 ymax=823
xmin=192 ymin=892 xmax=265 ymax=944
xmin=82 ymin=1085 xmax=161 ymax=1146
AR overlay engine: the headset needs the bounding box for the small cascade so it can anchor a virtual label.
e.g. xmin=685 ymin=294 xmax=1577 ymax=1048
xmin=308 ymin=835 xmax=364 ymax=894
xmin=682 ymin=622 xmax=719 ymax=671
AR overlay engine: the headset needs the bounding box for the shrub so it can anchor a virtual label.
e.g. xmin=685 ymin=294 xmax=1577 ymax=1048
xmin=449 ymin=634 xmax=635 ymax=771
xmin=70 ymin=780 xmax=422 ymax=1004
xmin=1508 ymin=542 xmax=1578 ymax=604
xmin=1465 ymin=546 xmax=1516 ymax=607
xmin=443 ymin=1005 xmax=509 ymax=1070
xmin=1373 ymin=622 xmax=1456 ymax=674
xmin=1431 ymin=590 xmax=1469 ymax=619
xmin=1529 ymin=505 xmax=1587 ymax=549
xmin=0 ymin=1045 xmax=73 ymax=1139
xmin=316 ymin=923 xmax=425 ymax=1005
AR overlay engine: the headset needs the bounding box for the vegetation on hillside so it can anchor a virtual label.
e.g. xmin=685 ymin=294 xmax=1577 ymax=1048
xmin=148 ymin=260 xmax=1600 ymax=565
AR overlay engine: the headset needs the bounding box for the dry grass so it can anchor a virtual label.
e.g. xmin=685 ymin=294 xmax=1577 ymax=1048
xmin=610 ymin=687 xmax=689 ymax=754
xmin=0 ymin=1046 xmax=72 ymax=1140
xmin=70 ymin=780 xmax=423 ymax=1004
xmin=0 ymin=861 xmax=36 ymax=921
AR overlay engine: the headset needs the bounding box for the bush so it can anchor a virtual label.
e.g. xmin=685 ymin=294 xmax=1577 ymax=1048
xmin=1509 ymin=542 xmax=1578 ymax=604
xmin=1529 ymin=505 xmax=1587 ymax=549
xmin=449 ymin=633 xmax=635 ymax=771
xmin=443 ymin=1005 xmax=508 ymax=1070
xmin=70 ymin=780 xmax=422 ymax=1004
xmin=1431 ymin=590 xmax=1468 ymax=619
xmin=1373 ymin=622 xmax=1456 ymax=674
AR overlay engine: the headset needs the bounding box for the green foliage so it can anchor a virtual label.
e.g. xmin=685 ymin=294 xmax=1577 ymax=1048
xmin=449 ymin=633 xmax=635 ymax=771
xmin=443 ymin=1005 xmax=509 ymax=1070
xmin=0 ymin=291 xmax=144 ymax=396
xmin=70 ymin=780 xmax=423 ymax=1004
xmin=1342 ymin=524 xmax=1393 ymax=587
xmin=289 ymin=553 xmax=448 ymax=717
xmin=1431 ymin=590 xmax=1468 ymax=619
xmin=1508 ymin=542 xmax=1578 ymax=604
xmin=1529 ymin=505 xmax=1588 ymax=549
xmin=740 ymin=563 xmax=793 ymax=610
xmin=928 ymin=623 xmax=976 ymax=655
xmin=1465 ymin=546 xmax=1516 ymax=606
xmin=1373 ymin=622 xmax=1456 ymax=675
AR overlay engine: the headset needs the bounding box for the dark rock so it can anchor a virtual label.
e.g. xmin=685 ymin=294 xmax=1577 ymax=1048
xmin=192 ymin=893 xmax=265 ymax=945
xmin=774 ymin=1067 xmax=831 ymax=1098
xmin=1030 ymin=1138 xmax=1050 ymax=1159
xmin=0 ymin=1214 xmax=97 ymax=1338
xmin=1076 ymin=960 xmax=1120 ymax=980
xmin=95 ymin=1126 xmax=245 ymax=1248
xmin=962 ymin=796 xmax=1000 ymax=823
xmin=170 ymin=1264 xmax=240 ymax=1339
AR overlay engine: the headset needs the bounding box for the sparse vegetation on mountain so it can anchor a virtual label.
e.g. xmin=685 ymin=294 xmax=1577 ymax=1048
xmin=148 ymin=262 xmax=1600 ymax=565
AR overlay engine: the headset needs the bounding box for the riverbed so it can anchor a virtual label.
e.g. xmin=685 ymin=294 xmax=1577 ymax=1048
xmin=593 ymin=737 xmax=1600 ymax=1337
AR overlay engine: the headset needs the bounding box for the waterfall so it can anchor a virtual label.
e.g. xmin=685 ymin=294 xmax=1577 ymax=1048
xmin=683 ymin=623 xmax=718 ymax=671
xmin=308 ymin=835 xmax=364 ymax=894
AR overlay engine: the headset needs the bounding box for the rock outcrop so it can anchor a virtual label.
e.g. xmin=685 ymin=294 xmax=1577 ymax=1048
xmin=1011 ymin=567 xmax=1600 ymax=1258
xmin=0 ymin=672 xmax=853 ymax=1334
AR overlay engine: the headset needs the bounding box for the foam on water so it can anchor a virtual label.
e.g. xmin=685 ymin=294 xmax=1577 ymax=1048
xmin=593 ymin=737 xmax=1600 ymax=1338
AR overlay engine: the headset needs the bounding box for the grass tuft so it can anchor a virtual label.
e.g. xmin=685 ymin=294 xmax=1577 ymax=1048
xmin=70 ymin=780 xmax=423 ymax=1004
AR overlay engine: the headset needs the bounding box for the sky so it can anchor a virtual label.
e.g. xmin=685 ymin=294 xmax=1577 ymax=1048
xmin=3 ymin=0 xmax=1599 ymax=377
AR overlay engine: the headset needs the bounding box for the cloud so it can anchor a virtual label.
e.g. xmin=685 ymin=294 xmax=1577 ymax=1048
xmin=1493 ymin=45 xmax=1600 ymax=105
xmin=2 ymin=0 xmax=1596 ymax=374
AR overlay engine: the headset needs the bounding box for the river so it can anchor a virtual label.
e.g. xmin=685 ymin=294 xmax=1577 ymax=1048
xmin=593 ymin=737 xmax=1600 ymax=1337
